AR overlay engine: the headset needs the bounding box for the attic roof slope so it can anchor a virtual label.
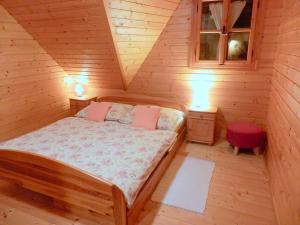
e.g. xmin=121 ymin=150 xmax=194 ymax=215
xmin=105 ymin=0 xmax=181 ymax=87
xmin=1 ymin=0 xmax=125 ymax=90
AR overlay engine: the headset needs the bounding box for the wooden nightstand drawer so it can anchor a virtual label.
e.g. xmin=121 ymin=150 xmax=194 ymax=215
xmin=70 ymin=99 xmax=90 ymax=107
xmin=187 ymin=106 xmax=218 ymax=145
xmin=188 ymin=111 xmax=216 ymax=120
xmin=187 ymin=118 xmax=215 ymax=143
xmin=69 ymin=96 xmax=97 ymax=115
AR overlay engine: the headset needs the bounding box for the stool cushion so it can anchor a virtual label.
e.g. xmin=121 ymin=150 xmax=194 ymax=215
xmin=226 ymin=122 xmax=265 ymax=148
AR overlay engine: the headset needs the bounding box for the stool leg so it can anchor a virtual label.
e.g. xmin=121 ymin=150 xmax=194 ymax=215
xmin=254 ymin=147 xmax=260 ymax=155
xmin=233 ymin=146 xmax=239 ymax=155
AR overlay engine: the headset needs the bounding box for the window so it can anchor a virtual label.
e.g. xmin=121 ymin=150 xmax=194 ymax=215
xmin=190 ymin=0 xmax=259 ymax=68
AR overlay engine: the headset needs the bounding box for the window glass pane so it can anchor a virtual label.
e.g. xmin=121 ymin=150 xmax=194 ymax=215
xmin=201 ymin=1 xmax=223 ymax=30
xmin=230 ymin=0 xmax=253 ymax=28
xmin=227 ymin=32 xmax=249 ymax=60
xmin=200 ymin=33 xmax=220 ymax=60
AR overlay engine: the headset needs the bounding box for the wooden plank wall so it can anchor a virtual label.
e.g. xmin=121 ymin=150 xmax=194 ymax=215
xmin=0 ymin=6 xmax=69 ymax=141
xmin=128 ymin=0 xmax=280 ymax=136
xmin=266 ymin=0 xmax=300 ymax=224
xmin=0 ymin=0 xmax=125 ymax=96
xmin=105 ymin=0 xmax=180 ymax=86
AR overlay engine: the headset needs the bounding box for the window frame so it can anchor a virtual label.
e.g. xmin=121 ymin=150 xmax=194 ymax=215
xmin=189 ymin=0 xmax=260 ymax=69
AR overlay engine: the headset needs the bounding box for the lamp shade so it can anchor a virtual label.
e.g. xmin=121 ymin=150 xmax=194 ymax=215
xmin=75 ymin=83 xmax=84 ymax=97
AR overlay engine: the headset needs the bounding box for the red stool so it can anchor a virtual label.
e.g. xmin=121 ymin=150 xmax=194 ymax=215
xmin=226 ymin=122 xmax=266 ymax=155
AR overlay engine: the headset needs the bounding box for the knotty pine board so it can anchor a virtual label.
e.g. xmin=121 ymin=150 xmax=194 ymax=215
xmin=128 ymin=0 xmax=280 ymax=137
xmin=0 ymin=6 xmax=70 ymax=141
xmin=105 ymin=0 xmax=180 ymax=86
xmin=1 ymin=0 xmax=125 ymax=93
xmin=266 ymin=0 xmax=300 ymax=224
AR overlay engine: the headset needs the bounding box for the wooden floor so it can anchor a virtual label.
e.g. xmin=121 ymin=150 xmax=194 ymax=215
xmin=0 ymin=140 xmax=278 ymax=225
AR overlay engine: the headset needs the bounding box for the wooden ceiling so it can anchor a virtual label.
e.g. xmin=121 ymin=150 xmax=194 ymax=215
xmin=104 ymin=0 xmax=181 ymax=87
xmin=0 ymin=0 xmax=125 ymax=90
xmin=1 ymin=0 xmax=180 ymax=89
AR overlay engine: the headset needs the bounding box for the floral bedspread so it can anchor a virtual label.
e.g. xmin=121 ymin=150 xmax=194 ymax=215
xmin=0 ymin=117 xmax=177 ymax=206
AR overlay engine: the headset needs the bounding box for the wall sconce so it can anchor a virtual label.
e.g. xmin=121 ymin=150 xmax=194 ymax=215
xmin=75 ymin=83 xmax=84 ymax=97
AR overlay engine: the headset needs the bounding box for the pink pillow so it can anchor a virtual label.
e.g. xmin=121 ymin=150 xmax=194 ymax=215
xmin=85 ymin=101 xmax=112 ymax=122
xmin=132 ymin=106 xmax=161 ymax=130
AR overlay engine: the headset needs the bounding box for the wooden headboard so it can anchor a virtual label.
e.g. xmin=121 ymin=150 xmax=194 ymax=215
xmin=97 ymin=95 xmax=187 ymax=113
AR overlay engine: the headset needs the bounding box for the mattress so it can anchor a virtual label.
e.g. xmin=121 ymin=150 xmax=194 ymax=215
xmin=0 ymin=117 xmax=177 ymax=206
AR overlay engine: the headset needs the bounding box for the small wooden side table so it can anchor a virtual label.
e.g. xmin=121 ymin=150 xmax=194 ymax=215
xmin=69 ymin=96 xmax=97 ymax=115
xmin=187 ymin=106 xmax=218 ymax=145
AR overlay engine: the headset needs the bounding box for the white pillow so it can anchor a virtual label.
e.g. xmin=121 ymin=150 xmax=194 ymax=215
xmin=106 ymin=103 xmax=134 ymax=121
xmin=118 ymin=105 xmax=152 ymax=124
xmin=76 ymin=104 xmax=184 ymax=131
xmin=157 ymin=107 xmax=184 ymax=131
xmin=118 ymin=108 xmax=135 ymax=124
xmin=75 ymin=103 xmax=134 ymax=121
xmin=75 ymin=106 xmax=90 ymax=118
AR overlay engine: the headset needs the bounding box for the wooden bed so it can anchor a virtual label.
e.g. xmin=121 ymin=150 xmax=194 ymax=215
xmin=0 ymin=95 xmax=187 ymax=225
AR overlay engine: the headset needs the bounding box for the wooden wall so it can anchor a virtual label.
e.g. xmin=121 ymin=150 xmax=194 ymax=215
xmin=1 ymin=0 xmax=299 ymax=223
xmin=266 ymin=0 xmax=300 ymax=224
xmin=1 ymin=0 xmax=125 ymax=96
xmin=105 ymin=0 xmax=180 ymax=86
xmin=128 ymin=0 xmax=279 ymax=135
xmin=0 ymin=6 xmax=69 ymax=141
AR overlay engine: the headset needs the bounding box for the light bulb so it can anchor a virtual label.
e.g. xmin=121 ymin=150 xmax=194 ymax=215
xmin=75 ymin=83 xmax=84 ymax=97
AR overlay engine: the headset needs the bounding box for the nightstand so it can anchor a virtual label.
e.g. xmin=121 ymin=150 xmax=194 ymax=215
xmin=187 ymin=106 xmax=218 ymax=145
xmin=69 ymin=96 xmax=97 ymax=115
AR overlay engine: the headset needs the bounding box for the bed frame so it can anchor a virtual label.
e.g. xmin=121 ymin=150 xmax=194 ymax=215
xmin=0 ymin=95 xmax=187 ymax=225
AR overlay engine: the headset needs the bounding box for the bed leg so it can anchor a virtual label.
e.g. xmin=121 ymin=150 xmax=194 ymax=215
xmin=112 ymin=186 xmax=127 ymax=225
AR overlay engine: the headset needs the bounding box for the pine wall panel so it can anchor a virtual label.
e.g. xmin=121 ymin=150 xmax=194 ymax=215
xmin=0 ymin=6 xmax=69 ymax=141
xmin=105 ymin=0 xmax=180 ymax=86
xmin=1 ymin=0 xmax=125 ymax=96
xmin=266 ymin=0 xmax=300 ymax=224
xmin=128 ymin=0 xmax=281 ymax=135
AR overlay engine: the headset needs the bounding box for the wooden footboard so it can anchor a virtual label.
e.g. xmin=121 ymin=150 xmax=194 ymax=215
xmin=0 ymin=150 xmax=127 ymax=225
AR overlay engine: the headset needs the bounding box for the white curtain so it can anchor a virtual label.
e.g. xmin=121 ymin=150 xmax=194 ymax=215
xmin=230 ymin=1 xmax=247 ymax=28
xmin=209 ymin=2 xmax=223 ymax=31
xmin=209 ymin=1 xmax=247 ymax=30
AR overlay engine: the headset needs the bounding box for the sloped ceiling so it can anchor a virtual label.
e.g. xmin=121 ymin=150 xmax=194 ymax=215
xmin=1 ymin=0 xmax=180 ymax=90
xmin=0 ymin=0 xmax=125 ymax=91
xmin=104 ymin=0 xmax=180 ymax=87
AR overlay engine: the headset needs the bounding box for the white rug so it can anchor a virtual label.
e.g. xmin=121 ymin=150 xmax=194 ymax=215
xmin=152 ymin=155 xmax=215 ymax=213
